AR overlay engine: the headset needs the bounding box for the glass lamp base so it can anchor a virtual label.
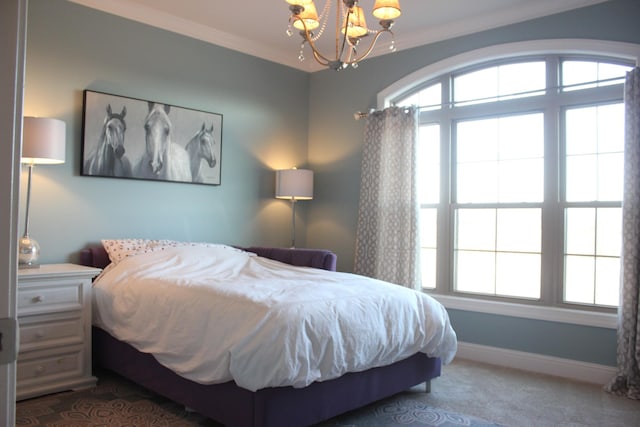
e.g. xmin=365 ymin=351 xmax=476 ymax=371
xmin=18 ymin=236 xmax=40 ymax=269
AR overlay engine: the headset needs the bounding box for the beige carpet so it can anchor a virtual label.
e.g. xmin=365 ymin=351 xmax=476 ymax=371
xmin=428 ymin=359 xmax=639 ymax=427
xmin=16 ymin=358 xmax=639 ymax=426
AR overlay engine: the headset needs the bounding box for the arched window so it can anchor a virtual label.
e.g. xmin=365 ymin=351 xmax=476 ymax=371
xmin=381 ymin=40 xmax=639 ymax=312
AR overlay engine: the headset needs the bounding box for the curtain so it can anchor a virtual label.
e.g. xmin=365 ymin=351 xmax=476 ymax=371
xmin=607 ymin=67 xmax=640 ymax=400
xmin=354 ymin=106 xmax=420 ymax=289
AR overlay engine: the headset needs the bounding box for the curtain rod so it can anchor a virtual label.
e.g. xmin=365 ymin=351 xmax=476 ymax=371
xmin=353 ymin=111 xmax=370 ymax=121
xmin=353 ymin=74 xmax=630 ymax=120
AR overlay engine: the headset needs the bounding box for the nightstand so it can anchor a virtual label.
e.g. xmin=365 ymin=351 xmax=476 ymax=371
xmin=16 ymin=263 xmax=102 ymax=400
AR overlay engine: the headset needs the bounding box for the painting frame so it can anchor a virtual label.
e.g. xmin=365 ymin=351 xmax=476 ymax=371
xmin=81 ymin=90 xmax=223 ymax=186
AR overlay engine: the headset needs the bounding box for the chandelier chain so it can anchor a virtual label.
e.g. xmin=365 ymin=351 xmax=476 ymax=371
xmin=310 ymin=0 xmax=332 ymax=42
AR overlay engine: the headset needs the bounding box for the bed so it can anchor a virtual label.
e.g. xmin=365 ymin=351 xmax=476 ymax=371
xmin=80 ymin=240 xmax=457 ymax=427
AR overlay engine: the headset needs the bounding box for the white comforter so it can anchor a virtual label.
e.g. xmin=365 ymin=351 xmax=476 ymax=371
xmin=92 ymin=245 xmax=457 ymax=392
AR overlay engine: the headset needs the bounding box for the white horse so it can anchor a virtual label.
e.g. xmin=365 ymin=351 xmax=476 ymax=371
xmin=185 ymin=123 xmax=217 ymax=183
xmin=84 ymin=104 xmax=131 ymax=177
xmin=135 ymin=102 xmax=192 ymax=182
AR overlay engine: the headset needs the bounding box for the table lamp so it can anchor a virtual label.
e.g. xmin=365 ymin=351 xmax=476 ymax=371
xmin=19 ymin=117 xmax=66 ymax=268
xmin=275 ymin=167 xmax=313 ymax=248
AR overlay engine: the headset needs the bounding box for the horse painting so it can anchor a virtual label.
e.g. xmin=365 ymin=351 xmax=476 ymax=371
xmin=185 ymin=123 xmax=217 ymax=183
xmin=83 ymin=104 xmax=131 ymax=177
xmin=135 ymin=102 xmax=192 ymax=182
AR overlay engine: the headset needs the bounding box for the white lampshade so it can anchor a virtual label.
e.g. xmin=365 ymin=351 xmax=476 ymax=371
xmin=276 ymin=168 xmax=313 ymax=200
xmin=286 ymin=0 xmax=313 ymax=5
xmin=292 ymin=1 xmax=320 ymax=31
xmin=22 ymin=117 xmax=66 ymax=165
xmin=342 ymin=6 xmax=369 ymax=38
xmin=372 ymin=0 xmax=402 ymax=20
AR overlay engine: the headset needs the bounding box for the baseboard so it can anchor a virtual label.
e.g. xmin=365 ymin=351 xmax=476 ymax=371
xmin=453 ymin=341 xmax=617 ymax=386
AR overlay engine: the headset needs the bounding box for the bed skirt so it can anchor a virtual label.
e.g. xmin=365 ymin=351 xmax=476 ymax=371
xmin=93 ymin=326 xmax=441 ymax=427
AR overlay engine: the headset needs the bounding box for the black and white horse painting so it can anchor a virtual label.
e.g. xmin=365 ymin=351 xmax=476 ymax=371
xmin=82 ymin=90 xmax=222 ymax=185
xmin=135 ymin=102 xmax=192 ymax=182
xmin=83 ymin=104 xmax=131 ymax=177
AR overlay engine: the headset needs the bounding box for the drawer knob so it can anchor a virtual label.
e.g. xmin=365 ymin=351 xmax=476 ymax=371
xmin=32 ymin=295 xmax=44 ymax=303
xmin=35 ymin=330 xmax=46 ymax=339
xmin=35 ymin=365 xmax=45 ymax=375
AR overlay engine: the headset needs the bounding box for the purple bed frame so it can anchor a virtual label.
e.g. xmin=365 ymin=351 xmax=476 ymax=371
xmin=80 ymin=245 xmax=442 ymax=427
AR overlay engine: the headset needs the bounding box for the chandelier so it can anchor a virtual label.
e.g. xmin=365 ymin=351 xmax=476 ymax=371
xmin=285 ymin=0 xmax=402 ymax=70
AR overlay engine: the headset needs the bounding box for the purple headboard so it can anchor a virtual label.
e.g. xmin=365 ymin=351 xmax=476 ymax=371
xmin=79 ymin=246 xmax=111 ymax=269
xmin=79 ymin=245 xmax=337 ymax=272
xmin=241 ymin=246 xmax=337 ymax=272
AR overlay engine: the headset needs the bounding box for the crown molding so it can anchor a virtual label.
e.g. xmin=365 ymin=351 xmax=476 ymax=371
xmin=68 ymin=0 xmax=612 ymax=74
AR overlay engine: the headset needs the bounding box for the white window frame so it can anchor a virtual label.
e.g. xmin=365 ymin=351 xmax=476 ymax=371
xmin=377 ymin=39 xmax=640 ymax=329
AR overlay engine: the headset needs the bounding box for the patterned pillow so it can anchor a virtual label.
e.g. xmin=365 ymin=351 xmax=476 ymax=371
xmin=101 ymin=239 xmax=152 ymax=265
xmin=101 ymin=239 xmax=187 ymax=264
xmin=101 ymin=239 xmax=239 ymax=265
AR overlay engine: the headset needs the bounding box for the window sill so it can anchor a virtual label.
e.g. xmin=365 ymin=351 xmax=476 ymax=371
xmin=429 ymin=294 xmax=617 ymax=329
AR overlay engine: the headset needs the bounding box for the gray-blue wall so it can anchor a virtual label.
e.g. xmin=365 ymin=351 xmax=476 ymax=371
xmin=23 ymin=0 xmax=311 ymax=263
xmin=307 ymin=0 xmax=640 ymax=367
xmin=24 ymin=0 xmax=640 ymax=368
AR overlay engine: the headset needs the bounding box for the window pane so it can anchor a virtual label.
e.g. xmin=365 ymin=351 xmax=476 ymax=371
xmin=565 ymin=255 xmax=620 ymax=306
xmin=397 ymin=83 xmax=442 ymax=110
xmin=421 ymin=248 xmax=437 ymax=290
xmin=420 ymin=208 xmax=437 ymax=289
xmin=595 ymin=257 xmax=620 ymax=306
xmin=566 ymin=155 xmax=598 ymax=201
xmin=497 ymin=62 xmax=546 ymax=100
xmin=454 ymin=62 xmax=545 ymax=105
xmin=455 ymin=250 xmax=495 ymax=294
xmin=498 ymin=159 xmax=543 ymax=202
xmin=496 ymin=209 xmax=541 ymax=253
xmin=454 ymin=67 xmax=498 ymax=105
xmin=418 ymin=124 xmax=440 ymax=204
xmin=457 ymin=114 xmax=543 ymax=203
xmin=457 ymin=162 xmax=498 ymax=203
xmin=562 ymin=60 xmax=632 ymax=91
xmin=598 ymin=153 xmax=623 ymax=201
xmin=499 ymin=114 xmax=544 ymax=159
xmin=457 ymin=119 xmax=498 ymax=162
xmin=565 ymin=207 xmax=622 ymax=256
xmin=455 ymin=208 xmax=542 ymax=299
xmin=396 ymin=91 xmax=419 ymax=107
xmin=598 ymin=63 xmax=632 ymax=87
xmin=598 ymin=104 xmax=624 ymax=153
xmin=566 ymin=104 xmax=624 ymax=155
xmin=564 ymin=207 xmax=621 ymax=306
xmin=565 ymin=104 xmax=624 ymax=202
xmin=562 ymin=60 xmax=598 ymax=90
xmin=456 ymin=209 xmax=496 ymax=251
xmin=566 ymin=208 xmax=596 ymax=255
xmin=597 ymin=208 xmax=622 ymax=256
xmin=566 ymin=108 xmax=598 ymax=155
xmin=496 ymin=253 xmax=541 ymax=299
xmin=565 ymin=255 xmax=595 ymax=304
xmin=419 ymin=83 xmax=442 ymax=110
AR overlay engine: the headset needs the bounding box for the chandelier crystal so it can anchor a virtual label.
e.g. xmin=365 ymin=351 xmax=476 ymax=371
xmin=285 ymin=0 xmax=401 ymax=70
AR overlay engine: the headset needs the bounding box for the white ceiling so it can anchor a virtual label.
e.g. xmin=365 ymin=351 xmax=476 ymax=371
xmin=68 ymin=0 xmax=609 ymax=72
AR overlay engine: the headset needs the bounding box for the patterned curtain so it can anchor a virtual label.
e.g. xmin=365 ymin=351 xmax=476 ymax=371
xmin=607 ymin=67 xmax=640 ymax=400
xmin=354 ymin=106 xmax=420 ymax=289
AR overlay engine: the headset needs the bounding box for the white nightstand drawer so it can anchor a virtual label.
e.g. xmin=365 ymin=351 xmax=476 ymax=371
xmin=19 ymin=313 xmax=83 ymax=353
xmin=17 ymin=263 xmax=101 ymax=399
xmin=17 ymin=346 xmax=84 ymax=385
xmin=18 ymin=282 xmax=82 ymax=315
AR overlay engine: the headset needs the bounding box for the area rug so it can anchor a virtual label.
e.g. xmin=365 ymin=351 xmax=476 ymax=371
xmin=318 ymin=396 xmax=506 ymax=427
xmin=16 ymin=370 xmax=504 ymax=427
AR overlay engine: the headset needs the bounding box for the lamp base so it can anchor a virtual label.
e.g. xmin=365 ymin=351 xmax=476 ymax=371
xmin=18 ymin=236 xmax=40 ymax=269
